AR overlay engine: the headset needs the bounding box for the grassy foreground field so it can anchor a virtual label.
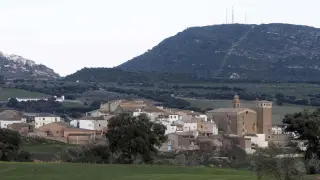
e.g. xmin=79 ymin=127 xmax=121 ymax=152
xmin=0 ymin=162 xmax=256 ymax=180
xmin=0 ymin=88 xmax=48 ymax=101
xmin=184 ymin=98 xmax=314 ymax=124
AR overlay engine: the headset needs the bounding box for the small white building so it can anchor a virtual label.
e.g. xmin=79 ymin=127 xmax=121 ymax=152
xmin=159 ymin=120 xmax=177 ymax=135
xmin=0 ymin=110 xmax=24 ymax=128
xmin=272 ymin=125 xmax=290 ymax=135
xmin=158 ymin=114 xmax=182 ymax=123
xmin=12 ymin=95 xmax=65 ymax=102
xmin=0 ymin=119 xmax=23 ymax=129
xmin=34 ymin=113 xmax=61 ymax=128
xmin=182 ymin=119 xmax=197 ymax=132
xmin=132 ymin=106 xmax=166 ymax=122
xmin=244 ymin=134 xmax=268 ymax=148
xmin=70 ymin=115 xmax=113 ymax=131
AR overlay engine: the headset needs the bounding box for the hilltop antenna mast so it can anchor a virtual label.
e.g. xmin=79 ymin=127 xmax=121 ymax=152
xmin=245 ymin=13 xmax=247 ymax=24
xmin=232 ymin=6 xmax=234 ymax=24
xmin=226 ymin=8 xmax=228 ymax=24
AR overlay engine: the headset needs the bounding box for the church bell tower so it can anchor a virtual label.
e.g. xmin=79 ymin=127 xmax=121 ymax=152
xmin=233 ymin=95 xmax=240 ymax=108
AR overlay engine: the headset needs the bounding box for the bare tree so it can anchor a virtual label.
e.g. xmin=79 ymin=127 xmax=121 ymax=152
xmin=251 ymin=143 xmax=307 ymax=180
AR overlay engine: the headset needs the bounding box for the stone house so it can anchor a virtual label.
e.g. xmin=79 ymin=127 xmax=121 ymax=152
xmin=7 ymin=123 xmax=34 ymax=135
xmin=166 ymin=132 xmax=198 ymax=151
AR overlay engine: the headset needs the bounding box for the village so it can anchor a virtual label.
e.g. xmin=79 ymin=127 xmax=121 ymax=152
xmin=0 ymin=95 xmax=306 ymax=154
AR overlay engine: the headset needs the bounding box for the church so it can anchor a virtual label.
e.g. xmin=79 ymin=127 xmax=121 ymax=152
xmin=206 ymin=95 xmax=273 ymax=140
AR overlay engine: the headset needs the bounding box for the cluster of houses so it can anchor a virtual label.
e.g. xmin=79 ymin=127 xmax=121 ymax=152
xmin=0 ymin=96 xmax=305 ymax=153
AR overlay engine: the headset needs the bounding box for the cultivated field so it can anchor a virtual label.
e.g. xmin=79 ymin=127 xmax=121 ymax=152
xmin=20 ymin=137 xmax=74 ymax=161
xmin=184 ymin=98 xmax=314 ymax=125
xmin=0 ymin=88 xmax=48 ymax=101
xmin=0 ymin=162 xmax=257 ymax=180
xmin=177 ymin=82 xmax=320 ymax=98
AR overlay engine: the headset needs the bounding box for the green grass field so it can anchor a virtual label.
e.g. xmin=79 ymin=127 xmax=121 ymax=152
xmin=184 ymin=98 xmax=314 ymax=125
xmin=176 ymin=82 xmax=320 ymax=98
xmin=0 ymin=162 xmax=257 ymax=180
xmin=0 ymin=88 xmax=48 ymax=101
xmin=20 ymin=137 xmax=76 ymax=161
xmin=61 ymin=100 xmax=85 ymax=108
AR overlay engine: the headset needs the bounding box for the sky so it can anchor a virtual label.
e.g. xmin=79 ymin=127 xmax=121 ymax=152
xmin=0 ymin=0 xmax=319 ymax=76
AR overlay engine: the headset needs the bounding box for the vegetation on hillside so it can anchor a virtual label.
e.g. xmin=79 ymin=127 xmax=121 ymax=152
xmin=6 ymin=97 xmax=98 ymax=118
xmin=119 ymin=23 xmax=320 ymax=82
xmin=65 ymin=67 xmax=204 ymax=83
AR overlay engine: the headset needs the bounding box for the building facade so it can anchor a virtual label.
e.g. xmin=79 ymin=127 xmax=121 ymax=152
xmin=255 ymin=100 xmax=273 ymax=140
xmin=207 ymin=95 xmax=273 ymax=140
xmin=0 ymin=119 xmax=23 ymax=128
xmin=34 ymin=114 xmax=61 ymax=128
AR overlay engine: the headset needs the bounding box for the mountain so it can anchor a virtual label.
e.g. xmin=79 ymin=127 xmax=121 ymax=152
xmin=118 ymin=23 xmax=320 ymax=82
xmin=0 ymin=52 xmax=60 ymax=80
xmin=64 ymin=67 xmax=204 ymax=83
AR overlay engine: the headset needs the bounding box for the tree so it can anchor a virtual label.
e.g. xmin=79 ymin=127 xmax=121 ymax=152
xmin=7 ymin=98 xmax=19 ymax=108
xmin=106 ymin=113 xmax=167 ymax=164
xmin=0 ymin=129 xmax=30 ymax=162
xmin=252 ymin=143 xmax=306 ymax=180
xmin=283 ymin=109 xmax=320 ymax=161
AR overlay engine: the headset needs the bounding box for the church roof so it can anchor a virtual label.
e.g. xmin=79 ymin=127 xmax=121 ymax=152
xmin=208 ymin=108 xmax=256 ymax=114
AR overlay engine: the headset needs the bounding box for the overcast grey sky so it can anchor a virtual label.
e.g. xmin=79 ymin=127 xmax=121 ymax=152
xmin=0 ymin=0 xmax=319 ymax=76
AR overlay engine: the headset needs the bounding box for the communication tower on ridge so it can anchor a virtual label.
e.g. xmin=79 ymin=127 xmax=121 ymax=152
xmin=232 ymin=6 xmax=234 ymax=24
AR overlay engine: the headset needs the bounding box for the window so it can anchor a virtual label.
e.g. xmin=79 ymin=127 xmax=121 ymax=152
xmin=99 ymin=124 xmax=101 ymax=127
xmin=246 ymin=111 xmax=248 ymax=114
xmin=42 ymin=118 xmax=45 ymax=120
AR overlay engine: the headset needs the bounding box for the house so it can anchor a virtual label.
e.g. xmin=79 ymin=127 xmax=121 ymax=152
xmin=159 ymin=119 xmax=177 ymax=135
xmin=0 ymin=110 xmax=24 ymax=129
xmin=198 ymin=136 xmax=223 ymax=152
xmin=166 ymin=132 xmax=198 ymax=151
xmin=197 ymin=119 xmax=219 ymax=136
xmin=132 ymin=105 xmax=166 ymax=121
xmin=177 ymin=110 xmax=208 ymax=122
xmin=7 ymin=123 xmax=34 ymax=135
xmin=157 ymin=113 xmax=182 ymax=123
xmin=64 ymin=128 xmax=98 ymax=145
xmin=70 ymin=115 xmax=113 ymax=131
xmin=32 ymin=122 xmax=102 ymax=144
xmin=37 ymin=121 xmax=72 ymax=137
xmin=97 ymin=99 xmax=161 ymax=116
xmin=182 ymin=119 xmax=198 ymax=132
xmin=34 ymin=113 xmax=61 ymax=128
xmin=244 ymin=134 xmax=269 ymax=148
